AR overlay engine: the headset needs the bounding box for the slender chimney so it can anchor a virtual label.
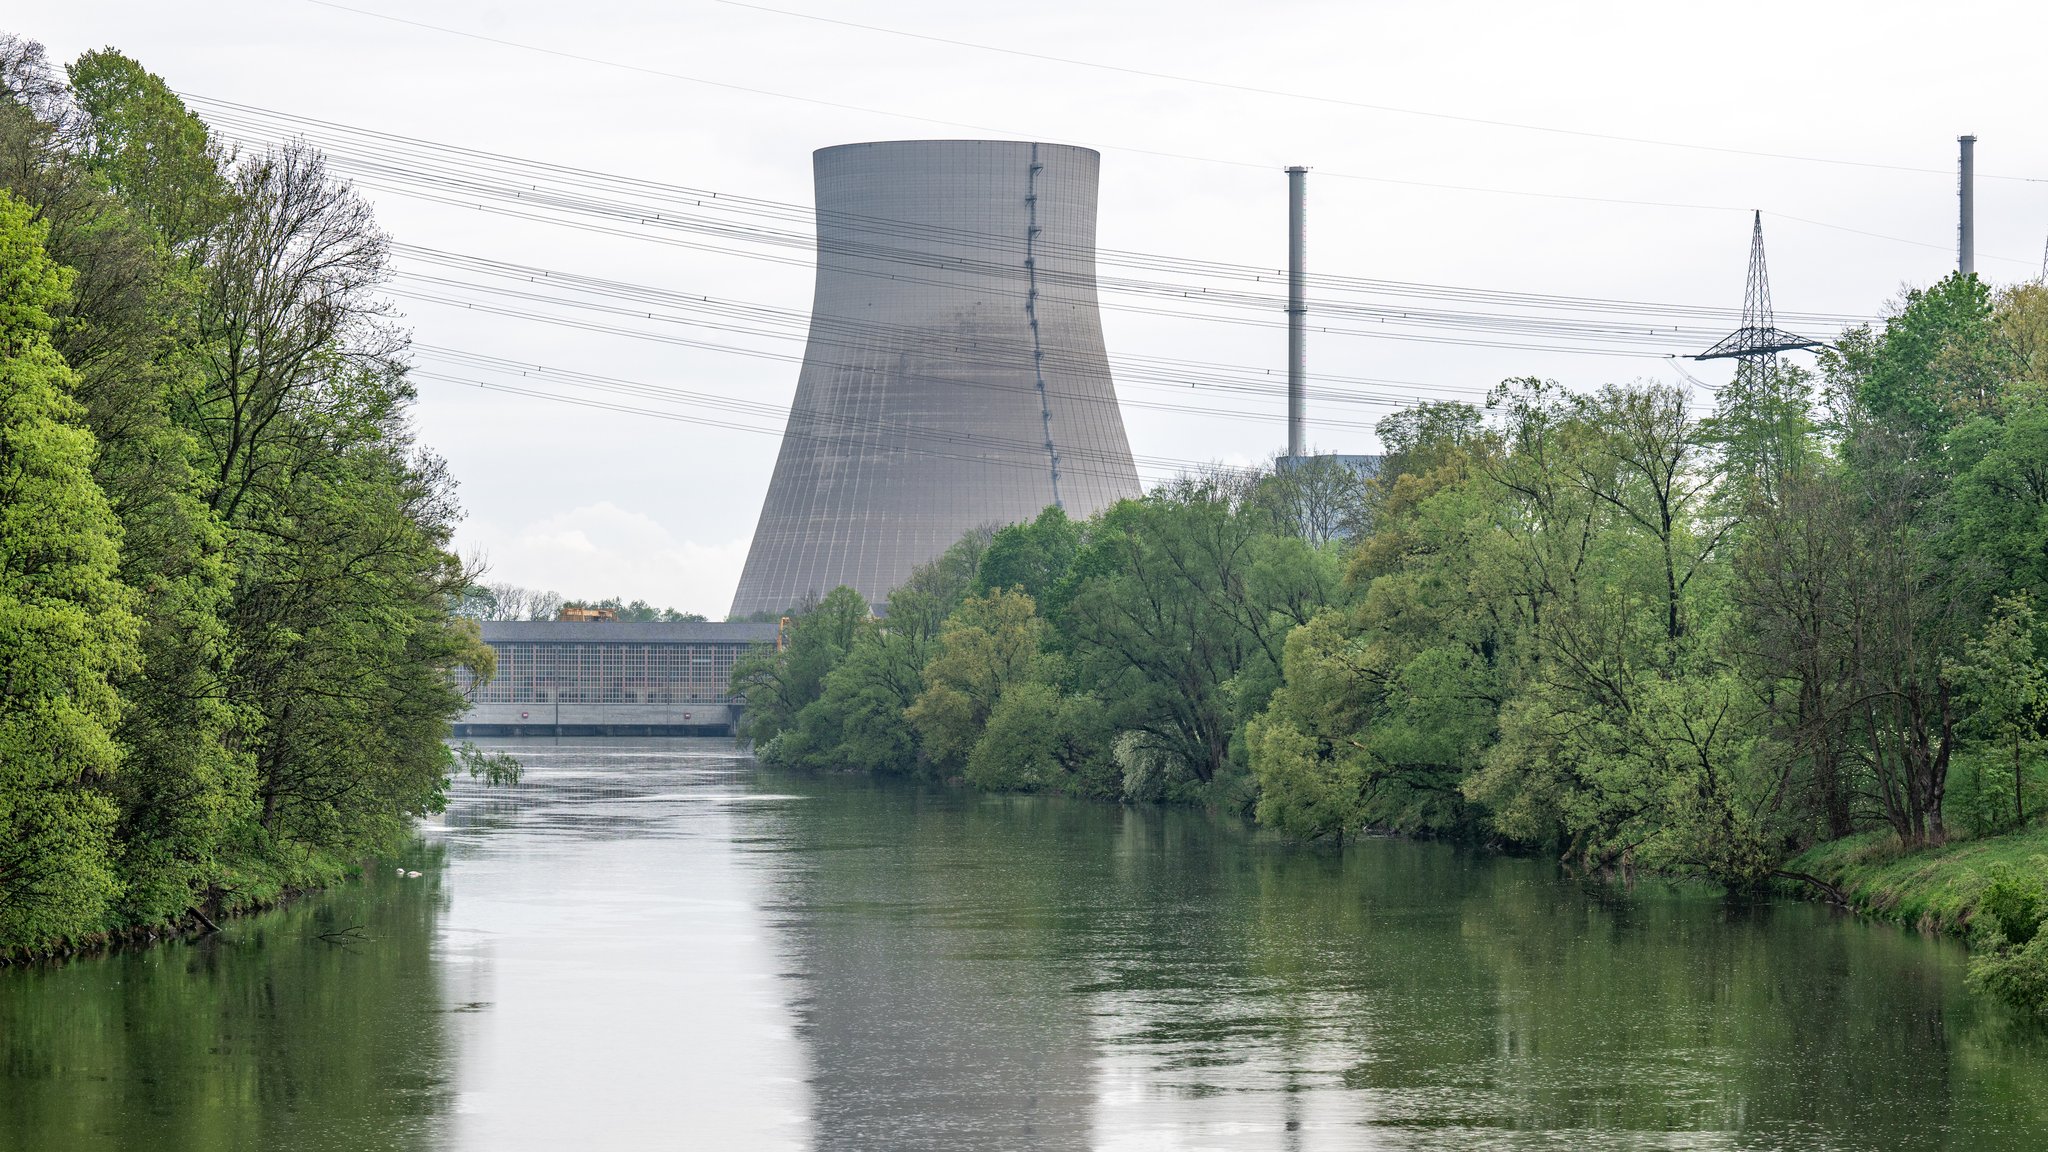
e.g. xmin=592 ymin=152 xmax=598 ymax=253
xmin=1958 ymin=135 xmax=1976 ymax=277
xmin=1285 ymin=166 xmax=1307 ymax=459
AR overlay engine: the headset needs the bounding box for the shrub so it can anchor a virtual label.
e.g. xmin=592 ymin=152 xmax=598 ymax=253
xmin=1977 ymin=859 xmax=2047 ymax=945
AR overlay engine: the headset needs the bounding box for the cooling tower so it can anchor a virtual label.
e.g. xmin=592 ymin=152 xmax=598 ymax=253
xmin=729 ymin=140 xmax=1140 ymax=617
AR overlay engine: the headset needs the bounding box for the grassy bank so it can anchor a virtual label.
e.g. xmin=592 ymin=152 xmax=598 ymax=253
xmin=1785 ymin=824 xmax=2048 ymax=936
xmin=0 ymin=850 xmax=373 ymax=966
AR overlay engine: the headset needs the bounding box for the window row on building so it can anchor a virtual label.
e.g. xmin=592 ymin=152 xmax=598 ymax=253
xmin=458 ymin=641 xmax=751 ymax=705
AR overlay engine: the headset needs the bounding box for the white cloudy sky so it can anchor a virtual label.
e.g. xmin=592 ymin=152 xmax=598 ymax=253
xmin=26 ymin=1 xmax=2048 ymax=616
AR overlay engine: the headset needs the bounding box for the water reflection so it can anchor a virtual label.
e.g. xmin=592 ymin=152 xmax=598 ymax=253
xmin=5 ymin=739 xmax=2048 ymax=1151
xmin=749 ymin=782 xmax=1102 ymax=1150
xmin=743 ymin=771 xmax=2048 ymax=1150
xmin=432 ymin=741 xmax=809 ymax=1151
xmin=0 ymin=852 xmax=454 ymax=1152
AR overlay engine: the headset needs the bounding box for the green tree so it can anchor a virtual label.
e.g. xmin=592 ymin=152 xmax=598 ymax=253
xmin=1831 ymin=400 xmax=1980 ymax=847
xmin=1253 ymin=409 xmax=1506 ymax=843
xmin=976 ymin=505 xmax=1079 ymax=612
xmin=1949 ymin=594 xmax=2048 ymax=827
xmin=731 ymin=585 xmax=870 ymax=749
xmin=1707 ymin=360 xmax=1820 ymax=505
xmin=1949 ymin=394 xmax=2048 ymax=599
xmin=2 ymin=45 xmax=249 ymax=926
xmin=1065 ymin=475 xmax=1339 ymax=794
xmin=1834 ymin=272 xmax=1997 ymax=449
xmin=965 ymin=681 xmax=1115 ymax=796
xmin=1248 ymin=614 xmax=1377 ymax=842
xmin=141 ymin=137 xmax=490 ymax=854
xmin=908 ymin=588 xmax=1052 ymax=769
xmin=1728 ymin=466 xmax=1860 ymax=839
xmin=787 ymin=533 xmax=988 ymax=772
xmin=0 ymin=190 xmax=140 ymax=945
xmin=66 ymin=48 xmax=230 ymax=250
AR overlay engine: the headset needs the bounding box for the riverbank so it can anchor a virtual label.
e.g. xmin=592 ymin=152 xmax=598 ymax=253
xmin=0 ymin=852 xmax=368 ymax=966
xmin=16 ymin=739 xmax=2048 ymax=1150
xmin=1784 ymin=823 xmax=2048 ymax=937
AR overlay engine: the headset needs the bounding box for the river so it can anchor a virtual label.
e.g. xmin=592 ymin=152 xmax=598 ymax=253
xmin=4 ymin=738 xmax=2047 ymax=1150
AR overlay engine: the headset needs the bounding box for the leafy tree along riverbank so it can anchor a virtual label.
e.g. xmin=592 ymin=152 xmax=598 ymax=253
xmin=0 ymin=39 xmax=487 ymax=958
xmin=735 ymin=275 xmax=2048 ymax=1016
xmin=4 ymin=32 xmax=2045 ymax=1024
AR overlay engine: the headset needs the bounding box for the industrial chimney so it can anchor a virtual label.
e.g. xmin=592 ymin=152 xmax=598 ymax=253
xmin=1285 ymin=166 xmax=1308 ymax=459
xmin=1959 ymin=135 xmax=1977 ymax=278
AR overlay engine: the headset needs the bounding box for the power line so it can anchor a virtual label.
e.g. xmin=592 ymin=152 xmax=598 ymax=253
xmin=190 ymin=97 xmax=1904 ymax=331
xmin=391 ymin=281 xmax=1491 ymax=415
xmin=186 ymin=128 xmax=1806 ymax=358
xmin=286 ymin=3 xmax=2048 ymax=224
xmin=409 ymin=350 xmax=1224 ymax=480
xmin=390 ymin=257 xmax=1499 ymax=409
xmin=391 ymin=244 xmax=1552 ymax=395
xmin=709 ymin=0 xmax=2047 ymax=185
xmin=166 ymin=98 xmax=1936 ymax=448
xmin=386 ymin=245 xmax=1739 ymax=359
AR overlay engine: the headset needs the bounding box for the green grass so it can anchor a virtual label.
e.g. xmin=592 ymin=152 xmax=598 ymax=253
xmin=210 ymin=849 xmax=364 ymax=917
xmin=1787 ymin=822 xmax=2048 ymax=936
xmin=2 ymin=844 xmax=378 ymax=963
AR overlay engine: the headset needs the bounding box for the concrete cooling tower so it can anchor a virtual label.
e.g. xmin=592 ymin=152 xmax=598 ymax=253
xmin=729 ymin=140 xmax=1141 ymax=618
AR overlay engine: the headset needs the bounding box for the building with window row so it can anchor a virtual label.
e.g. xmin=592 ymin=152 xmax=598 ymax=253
xmin=453 ymin=620 xmax=778 ymax=736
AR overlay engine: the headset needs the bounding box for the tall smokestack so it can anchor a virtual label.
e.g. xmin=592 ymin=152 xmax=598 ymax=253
xmin=1286 ymin=166 xmax=1307 ymax=459
xmin=1959 ymin=135 xmax=1976 ymax=277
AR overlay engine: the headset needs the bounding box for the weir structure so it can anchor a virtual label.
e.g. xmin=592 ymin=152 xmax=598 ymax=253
xmin=452 ymin=620 xmax=777 ymax=737
xmin=729 ymin=140 xmax=1140 ymax=617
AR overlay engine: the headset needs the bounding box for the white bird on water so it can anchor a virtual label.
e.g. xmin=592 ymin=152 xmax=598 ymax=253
xmin=406 ymin=871 xmax=422 ymax=879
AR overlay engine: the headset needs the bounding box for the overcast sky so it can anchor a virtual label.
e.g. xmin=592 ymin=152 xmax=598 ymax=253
xmin=26 ymin=1 xmax=2048 ymax=616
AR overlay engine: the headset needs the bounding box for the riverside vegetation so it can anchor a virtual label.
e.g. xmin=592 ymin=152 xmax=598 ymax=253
xmin=4 ymin=33 xmax=2045 ymax=1024
xmin=736 ymin=273 xmax=2048 ymax=1017
xmin=0 ymin=40 xmax=491 ymax=958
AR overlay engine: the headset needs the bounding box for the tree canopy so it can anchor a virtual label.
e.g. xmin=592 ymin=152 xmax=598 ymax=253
xmin=0 ymin=39 xmax=487 ymax=954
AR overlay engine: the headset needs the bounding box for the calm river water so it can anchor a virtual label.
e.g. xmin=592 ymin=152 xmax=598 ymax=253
xmin=6 ymin=738 xmax=2048 ymax=1150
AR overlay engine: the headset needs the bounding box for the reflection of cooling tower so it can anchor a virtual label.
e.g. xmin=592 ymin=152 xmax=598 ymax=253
xmin=729 ymin=140 xmax=1141 ymax=617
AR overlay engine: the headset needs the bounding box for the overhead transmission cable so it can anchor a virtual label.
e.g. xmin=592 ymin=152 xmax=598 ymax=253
xmin=391 ymin=258 xmax=1499 ymax=415
xmin=297 ymin=0 xmax=2047 ymax=201
xmin=395 ymin=244 xmax=1516 ymax=401
xmin=411 ymin=349 xmax=1220 ymax=481
xmin=709 ymin=0 xmax=2047 ymax=185
xmin=192 ymin=98 xmax=1886 ymax=358
xmin=180 ymin=100 xmax=1918 ymax=438
xmin=194 ymin=93 xmax=2006 ymax=289
xmin=275 ymin=4 xmax=2048 ymax=237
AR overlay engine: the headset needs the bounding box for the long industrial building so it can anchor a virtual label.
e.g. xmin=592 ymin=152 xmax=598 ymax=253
xmin=452 ymin=620 xmax=776 ymax=737
xmin=729 ymin=140 xmax=1141 ymax=617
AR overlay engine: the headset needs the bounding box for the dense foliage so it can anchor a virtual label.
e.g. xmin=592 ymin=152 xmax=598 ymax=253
xmin=735 ymin=279 xmax=2048 ymax=1012
xmin=734 ymin=474 xmax=1345 ymax=808
xmin=0 ymin=39 xmax=486 ymax=954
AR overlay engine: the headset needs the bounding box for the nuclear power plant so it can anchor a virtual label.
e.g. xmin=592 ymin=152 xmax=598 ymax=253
xmin=729 ymin=140 xmax=1140 ymax=617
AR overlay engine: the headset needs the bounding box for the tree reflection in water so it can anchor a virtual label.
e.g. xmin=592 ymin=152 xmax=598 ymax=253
xmin=7 ymin=740 xmax=2048 ymax=1151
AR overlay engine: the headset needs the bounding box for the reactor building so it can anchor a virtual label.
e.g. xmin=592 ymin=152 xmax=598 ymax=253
xmin=728 ymin=140 xmax=1141 ymax=618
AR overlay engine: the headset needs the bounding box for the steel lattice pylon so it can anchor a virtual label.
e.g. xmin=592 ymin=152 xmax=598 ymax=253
xmin=1696 ymin=212 xmax=1822 ymax=362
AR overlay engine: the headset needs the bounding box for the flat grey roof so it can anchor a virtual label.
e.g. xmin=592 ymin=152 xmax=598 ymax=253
xmin=477 ymin=620 xmax=778 ymax=644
